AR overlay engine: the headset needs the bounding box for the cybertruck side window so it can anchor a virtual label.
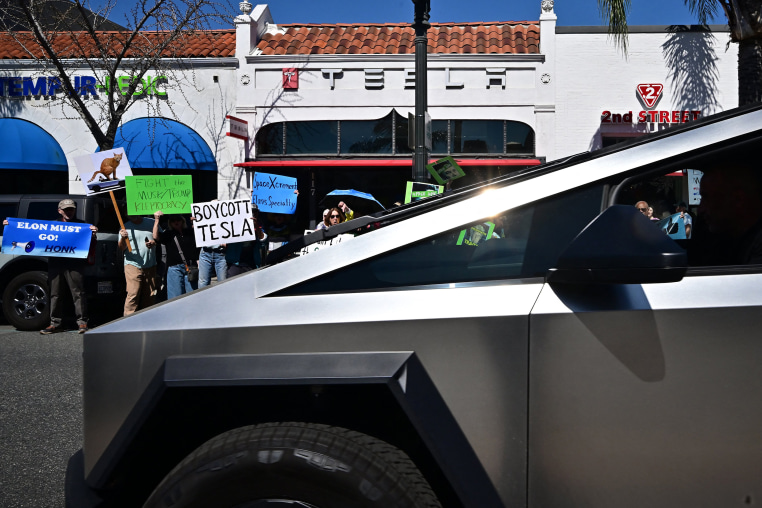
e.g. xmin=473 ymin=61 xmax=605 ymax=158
xmin=278 ymin=184 xmax=604 ymax=295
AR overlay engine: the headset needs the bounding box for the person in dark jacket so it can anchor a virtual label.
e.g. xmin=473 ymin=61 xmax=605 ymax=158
xmin=44 ymin=199 xmax=97 ymax=333
xmin=152 ymin=211 xmax=198 ymax=299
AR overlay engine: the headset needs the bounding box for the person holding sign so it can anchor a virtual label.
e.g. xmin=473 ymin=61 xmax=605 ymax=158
xmin=32 ymin=199 xmax=97 ymax=334
xmin=119 ymin=214 xmax=158 ymax=316
xmin=153 ymin=211 xmax=198 ymax=300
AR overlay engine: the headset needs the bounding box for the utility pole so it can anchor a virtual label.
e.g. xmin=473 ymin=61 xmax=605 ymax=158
xmin=412 ymin=0 xmax=430 ymax=182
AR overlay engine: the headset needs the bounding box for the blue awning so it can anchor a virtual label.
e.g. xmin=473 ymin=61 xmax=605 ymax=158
xmin=105 ymin=117 xmax=217 ymax=171
xmin=0 ymin=118 xmax=68 ymax=171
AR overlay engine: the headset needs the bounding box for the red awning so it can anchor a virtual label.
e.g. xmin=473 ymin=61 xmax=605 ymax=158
xmin=234 ymin=158 xmax=541 ymax=168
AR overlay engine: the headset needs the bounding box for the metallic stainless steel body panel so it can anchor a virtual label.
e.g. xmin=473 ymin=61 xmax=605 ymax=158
xmin=530 ymin=274 xmax=762 ymax=507
xmin=84 ymin=278 xmax=541 ymax=505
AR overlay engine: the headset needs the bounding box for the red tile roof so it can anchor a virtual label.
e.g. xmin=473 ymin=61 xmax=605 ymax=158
xmin=256 ymin=21 xmax=540 ymax=55
xmin=0 ymin=30 xmax=236 ymax=59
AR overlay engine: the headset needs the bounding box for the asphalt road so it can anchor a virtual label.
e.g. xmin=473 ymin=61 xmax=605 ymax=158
xmin=0 ymin=322 xmax=83 ymax=508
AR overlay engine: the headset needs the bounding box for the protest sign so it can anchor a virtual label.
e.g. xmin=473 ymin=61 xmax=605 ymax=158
xmin=74 ymin=148 xmax=133 ymax=196
xmin=426 ymin=156 xmax=465 ymax=185
xmin=252 ymin=172 xmax=298 ymax=214
xmin=299 ymin=231 xmax=355 ymax=255
xmin=404 ymin=181 xmax=444 ymax=204
xmin=456 ymin=221 xmax=495 ymax=246
xmin=125 ymin=175 xmax=193 ymax=215
xmin=1 ymin=218 xmax=92 ymax=259
xmin=191 ymin=199 xmax=258 ymax=248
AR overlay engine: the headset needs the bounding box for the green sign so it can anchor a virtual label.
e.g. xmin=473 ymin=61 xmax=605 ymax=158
xmin=404 ymin=181 xmax=444 ymax=204
xmin=96 ymin=75 xmax=167 ymax=96
xmin=426 ymin=156 xmax=465 ymax=185
xmin=125 ymin=175 xmax=193 ymax=215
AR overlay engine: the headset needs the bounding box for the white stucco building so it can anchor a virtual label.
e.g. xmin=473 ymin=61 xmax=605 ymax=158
xmin=0 ymin=1 xmax=741 ymax=227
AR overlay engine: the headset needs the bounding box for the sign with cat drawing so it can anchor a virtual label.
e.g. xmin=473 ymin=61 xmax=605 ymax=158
xmin=74 ymin=148 xmax=134 ymax=196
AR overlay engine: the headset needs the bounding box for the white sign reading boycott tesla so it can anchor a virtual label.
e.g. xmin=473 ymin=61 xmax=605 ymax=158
xmin=191 ymin=199 xmax=258 ymax=248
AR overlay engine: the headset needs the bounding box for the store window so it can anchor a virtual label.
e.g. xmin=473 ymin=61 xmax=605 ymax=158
xmin=253 ymin=112 xmax=535 ymax=158
xmin=340 ymin=115 xmax=393 ymax=154
xmin=287 ymin=121 xmax=338 ymax=155
xmin=451 ymin=120 xmax=503 ymax=154
xmin=506 ymin=122 xmax=535 ymax=154
xmin=256 ymin=123 xmax=284 ymax=155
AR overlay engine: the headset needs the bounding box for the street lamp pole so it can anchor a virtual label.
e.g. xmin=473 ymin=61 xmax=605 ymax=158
xmin=412 ymin=0 xmax=430 ymax=182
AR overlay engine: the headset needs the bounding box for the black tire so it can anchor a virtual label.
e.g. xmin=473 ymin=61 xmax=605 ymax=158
xmin=2 ymin=271 xmax=49 ymax=331
xmin=143 ymin=422 xmax=442 ymax=508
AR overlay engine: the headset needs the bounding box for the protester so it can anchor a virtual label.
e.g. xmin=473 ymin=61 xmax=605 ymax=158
xmin=315 ymin=209 xmax=330 ymax=230
xmin=119 ymin=214 xmax=157 ymax=316
xmin=265 ymin=213 xmax=294 ymax=243
xmin=675 ymin=201 xmax=693 ymax=238
xmin=153 ymin=211 xmax=198 ymax=299
xmin=327 ymin=207 xmax=345 ymax=227
xmin=226 ymin=205 xmax=268 ymax=275
xmin=194 ymin=200 xmax=227 ymax=288
xmin=11 ymin=199 xmax=98 ymax=334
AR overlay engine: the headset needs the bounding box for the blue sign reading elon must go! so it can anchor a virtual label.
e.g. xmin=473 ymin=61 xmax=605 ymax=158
xmin=1 ymin=218 xmax=93 ymax=259
xmin=0 ymin=75 xmax=167 ymax=97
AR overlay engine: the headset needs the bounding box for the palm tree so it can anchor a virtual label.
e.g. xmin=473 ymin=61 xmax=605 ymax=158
xmin=598 ymin=0 xmax=761 ymax=105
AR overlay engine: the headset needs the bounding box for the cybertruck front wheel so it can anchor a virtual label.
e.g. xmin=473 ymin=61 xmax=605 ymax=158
xmin=143 ymin=422 xmax=441 ymax=508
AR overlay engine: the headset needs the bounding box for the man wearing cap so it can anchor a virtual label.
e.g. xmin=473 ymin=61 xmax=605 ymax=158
xmin=41 ymin=199 xmax=98 ymax=334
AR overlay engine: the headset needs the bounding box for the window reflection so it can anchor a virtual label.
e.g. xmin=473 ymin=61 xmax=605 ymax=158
xmin=287 ymin=121 xmax=338 ymax=155
xmin=253 ymin=113 xmax=535 ymax=157
xmin=341 ymin=115 xmax=393 ymax=154
xmin=451 ymin=120 xmax=503 ymax=154
xmin=255 ymin=123 xmax=283 ymax=155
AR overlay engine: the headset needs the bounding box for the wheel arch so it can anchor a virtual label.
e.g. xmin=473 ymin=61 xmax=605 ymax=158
xmin=83 ymin=352 xmax=503 ymax=508
xmin=0 ymin=258 xmax=49 ymax=295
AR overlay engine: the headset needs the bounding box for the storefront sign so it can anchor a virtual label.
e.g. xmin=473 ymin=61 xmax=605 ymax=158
xmin=1 ymin=218 xmax=92 ymax=259
xmin=602 ymin=110 xmax=702 ymax=124
xmin=636 ymin=84 xmax=663 ymax=108
xmin=0 ymin=74 xmax=167 ymax=98
xmin=283 ymin=68 xmax=298 ymax=89
xmin=602 ymin=83 xmax=702 ymax=125
xmin=226 ymin=115 xmax=248 ymax=141
xmin=191 ymin=199 xmax=257 ymax=247
xmin=125 ymin=175 xmax=193 ymax=215
xmin=252 ymin=172 xmax=298 ymax=214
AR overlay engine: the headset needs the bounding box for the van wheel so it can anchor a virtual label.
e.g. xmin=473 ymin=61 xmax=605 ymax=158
xmin=2 ymin=271 xmax=49 ymax=331
xmin=143 ymin=422 xmax=442 ymax=508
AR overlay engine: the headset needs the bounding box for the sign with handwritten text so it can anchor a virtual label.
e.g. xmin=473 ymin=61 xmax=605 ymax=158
xmin=125 ymin=175 xmax=193 ymax=215
xmin=252 ymin=172 xmax=298 ymax=214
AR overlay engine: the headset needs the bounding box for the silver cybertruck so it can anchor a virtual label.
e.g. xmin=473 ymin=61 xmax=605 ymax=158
xmin=67 ymin=104 xmax=762 ymax=508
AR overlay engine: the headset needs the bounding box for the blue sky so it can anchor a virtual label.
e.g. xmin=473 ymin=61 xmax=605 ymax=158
xmin=105 ymin=1 xmax=723 ymax=30
xmin=262 ymin=0 xmax=721 ymax=26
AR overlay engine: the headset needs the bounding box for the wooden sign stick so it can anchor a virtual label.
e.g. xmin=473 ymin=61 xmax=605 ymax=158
xmin=109 ymin=190 xmax=131 ymax=252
